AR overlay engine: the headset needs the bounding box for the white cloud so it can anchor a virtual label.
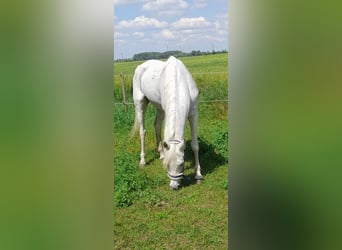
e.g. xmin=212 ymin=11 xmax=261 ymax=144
xmin=158 ymin=29 xmax=176 ymax=40
xmin=171 ymin=16 xmax=210 ymax=29
xmin=114 ymin=32 xmax=128 ymax=38
xmin=213 ymin=21 xmax=227 ymax=36
xmin=213 ymin=12 xmax=228 ymax=36
xmin=133 ymin=32 xmax=145 ymax=37
xmin=116 ymin=16 xmax=168 ymax=29
xmin=204 ymin=34 xmax=225 ymax=42
xmin=214 ymin=21 xmax=220 ymax=30
xmin=192 ymin=0 xmax=207 ymax=8
xmin=179 ymin=29 xmax=193 ymax=34
xmin=114 ymin=0 xmax=145 ymax=6
xmin=142 ymin=0 xmax=188 ymax=10
xmin=181 ymin=28 xmax=204 ymax=35
xmin=115 ymin=39 xmax=126 ymax=44
xmin=142 ymin=0 xmax=188 ymax=16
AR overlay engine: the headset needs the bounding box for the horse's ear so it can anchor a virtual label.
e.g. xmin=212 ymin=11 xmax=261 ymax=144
xmin=163 ymin=141 xmax=170 ymax=151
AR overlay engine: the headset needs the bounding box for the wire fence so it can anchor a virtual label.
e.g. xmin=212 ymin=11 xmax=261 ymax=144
xmin=114 ymin=99 xmax=228 ymax=105
xmin=114 ymin=72 xmax=227 ymax=78
xmin=114 ymin=71 xmax=228 ymax=109
xmin=192 ymin=72 xmax=227 ymax=75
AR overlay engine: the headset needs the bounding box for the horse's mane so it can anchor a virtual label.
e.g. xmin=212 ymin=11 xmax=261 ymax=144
xmin=162 ymin=58 xmax=177 ymax=168
xmin=163 ymin=57 xmax=179 ymax=139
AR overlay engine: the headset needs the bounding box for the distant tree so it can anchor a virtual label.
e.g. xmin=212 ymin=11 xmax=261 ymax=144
xmin=191 ymin=50 xmax=201 ymax=56
xmin=131 ymin=49 xmax=228 ymax=61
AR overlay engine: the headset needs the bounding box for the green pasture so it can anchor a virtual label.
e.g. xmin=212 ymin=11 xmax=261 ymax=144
xmin=114 ymin=53 xmax=228 ymax=249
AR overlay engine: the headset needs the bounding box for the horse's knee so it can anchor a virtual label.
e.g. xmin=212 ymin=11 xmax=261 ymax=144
xmin=140 ymin=128 xmax=146 ymax=136
xmin=191 ymin=141 xmax=199 ymax=152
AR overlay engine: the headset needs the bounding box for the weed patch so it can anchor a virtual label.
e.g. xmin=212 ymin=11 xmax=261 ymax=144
xmin=114 ymin=153 xmax=150 ymax=207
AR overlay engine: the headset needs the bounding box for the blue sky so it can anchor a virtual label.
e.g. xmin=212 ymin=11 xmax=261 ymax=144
xmin=114 ymin=0 xmax=228 ymax=59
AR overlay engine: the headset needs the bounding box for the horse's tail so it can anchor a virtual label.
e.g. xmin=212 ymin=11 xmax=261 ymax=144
xmin=129 ymin=66 xmax=143 ymax=139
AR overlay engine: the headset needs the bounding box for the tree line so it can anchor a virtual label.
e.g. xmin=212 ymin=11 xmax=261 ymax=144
xmin=115 ymin=49 xmax=228 ymax=62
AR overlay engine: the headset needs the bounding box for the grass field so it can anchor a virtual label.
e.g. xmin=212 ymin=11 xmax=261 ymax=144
xmin=114 ymin=53 xmax=228 ymax=249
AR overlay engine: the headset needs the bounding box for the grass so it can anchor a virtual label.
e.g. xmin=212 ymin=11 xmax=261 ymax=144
xmin=114 ymin=53 xmax=228 ymax=249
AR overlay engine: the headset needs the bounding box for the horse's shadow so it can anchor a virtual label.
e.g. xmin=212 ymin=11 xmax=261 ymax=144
xmin=182 ymin=137 xmax=227 ymax=187
xmin=143 ymin=137 xmax=227 ymax=188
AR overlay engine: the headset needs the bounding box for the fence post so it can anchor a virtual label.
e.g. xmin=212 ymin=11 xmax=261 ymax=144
xmin=119 ymin=71 xmax=127 ymax=112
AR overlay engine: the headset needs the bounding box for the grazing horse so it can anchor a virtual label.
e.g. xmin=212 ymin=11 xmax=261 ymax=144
xmin=130 ymin=56 xmax=203 ymax=190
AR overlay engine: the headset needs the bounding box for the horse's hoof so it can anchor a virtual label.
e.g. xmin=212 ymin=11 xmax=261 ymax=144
xmin=139 ymin=162 xmax=146 ymax=167
xmin=196 ymin=179 xmax=202 ymax=184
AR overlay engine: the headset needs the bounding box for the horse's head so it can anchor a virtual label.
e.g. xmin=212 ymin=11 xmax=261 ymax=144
xmin=162 ymin=139 xmax=185 ymax=190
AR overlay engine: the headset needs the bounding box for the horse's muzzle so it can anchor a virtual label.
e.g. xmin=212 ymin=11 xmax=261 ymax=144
xmin=169 ymin=180 xmax=180 ymax=190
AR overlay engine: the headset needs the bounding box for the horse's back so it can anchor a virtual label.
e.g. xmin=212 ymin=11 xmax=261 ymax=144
xmin=133 ymin=56 xmax=198 ymax=107
xmin=133 ymin=59 xmax=165 ymax=105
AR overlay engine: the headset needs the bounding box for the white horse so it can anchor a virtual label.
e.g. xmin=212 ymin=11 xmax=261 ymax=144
xmin=130 ymin=56 xmax=203 ymax=190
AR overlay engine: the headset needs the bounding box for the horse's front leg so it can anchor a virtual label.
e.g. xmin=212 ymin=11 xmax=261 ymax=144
xmin=189 ymin=110 xmax=203 ymax=181
xmin=154 ymin=108 xmax=165 ymax=159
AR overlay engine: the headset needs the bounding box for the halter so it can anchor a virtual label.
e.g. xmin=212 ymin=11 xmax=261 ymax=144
xmin=168 ymin=139 xmax=182 ymax=144
xmin=167 ymin=172 xmax=187 ymax=181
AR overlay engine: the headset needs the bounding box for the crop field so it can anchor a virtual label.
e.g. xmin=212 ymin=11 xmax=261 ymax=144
xmin=114 ymin=53 xmax=228 ymax=249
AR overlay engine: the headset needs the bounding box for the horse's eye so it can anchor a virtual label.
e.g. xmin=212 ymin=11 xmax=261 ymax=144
xmin=163 ymin=141 xmax=170 ymax=150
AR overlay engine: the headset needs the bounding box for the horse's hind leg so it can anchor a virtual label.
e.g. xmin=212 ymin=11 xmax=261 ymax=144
xmin=135 ymin=97 xmax=149 ymax=166
xmin=154 ymin=108 xmax=165 ymax=159
xmin=189 ymin=108 xmax=203 ymax=180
